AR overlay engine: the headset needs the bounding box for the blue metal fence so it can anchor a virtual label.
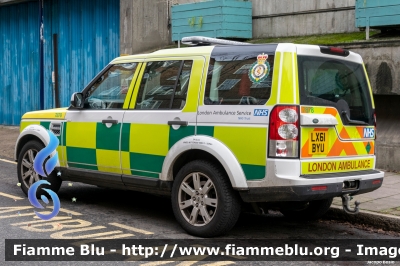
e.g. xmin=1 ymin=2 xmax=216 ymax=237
xmin=0 ymin=0 xmax=120 ymax=125
xmin=43 ymin=0 xmax=120 ymax=110
xmin=0 ymin=1 xmax=40 ymax=125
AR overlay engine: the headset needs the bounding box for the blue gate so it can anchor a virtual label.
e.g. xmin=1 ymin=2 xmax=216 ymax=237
xmin=43 ymin=0 xmax=120 ymax=110
xmin=0 ymin=1 xmax=40 ymax=125
xmin=0 ymin=0 xmax=120 ymax=125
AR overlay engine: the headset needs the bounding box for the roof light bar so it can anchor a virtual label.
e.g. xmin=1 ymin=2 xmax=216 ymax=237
xmin=181 ymin=36 xmax=251 ymax=46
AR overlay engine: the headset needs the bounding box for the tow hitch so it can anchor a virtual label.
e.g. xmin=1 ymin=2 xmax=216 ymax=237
xmin=341 ymin=194 xmax=360 ymax=214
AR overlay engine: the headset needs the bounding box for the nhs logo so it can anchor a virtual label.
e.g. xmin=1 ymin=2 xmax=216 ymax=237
xmin=364 ymin=128 xmax=375 ymax=138
xmin=254 ymin=109 xmax=269 ymax=116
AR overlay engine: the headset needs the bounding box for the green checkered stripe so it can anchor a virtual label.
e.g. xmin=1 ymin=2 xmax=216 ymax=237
xmin=63 ymin=122 xmax=195 ymax=178
xmin=22 ymin=121 xmax=266 ymax=180
xmin=197 ymin=126 xmax=267 ymax=181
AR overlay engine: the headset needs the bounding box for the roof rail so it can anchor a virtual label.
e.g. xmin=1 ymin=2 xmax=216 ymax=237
xmin=181 ymin=36 xmax=251 ymax=46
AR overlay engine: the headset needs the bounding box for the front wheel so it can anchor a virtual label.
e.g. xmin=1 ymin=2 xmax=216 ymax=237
xmin=171 ymin=160 xmax=241 ymax=237
xmin=280 ymin=198 xmax=333 ymax=221
xmin=17 ymin=140 xmax=62 ymax=197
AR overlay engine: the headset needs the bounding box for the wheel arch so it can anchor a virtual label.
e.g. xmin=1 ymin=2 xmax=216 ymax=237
xmin=15 ymin=124 xmax=52 ymax=160
xmin=161 ymin=136 xmax=248 ymax=189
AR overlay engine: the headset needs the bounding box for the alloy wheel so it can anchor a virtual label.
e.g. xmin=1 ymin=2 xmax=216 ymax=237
xmin=178 ymin=172 xmax=218 ymax=227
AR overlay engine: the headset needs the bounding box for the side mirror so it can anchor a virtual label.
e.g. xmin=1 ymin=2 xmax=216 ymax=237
xmin=70 ymin=93 xmax=84 ymax=108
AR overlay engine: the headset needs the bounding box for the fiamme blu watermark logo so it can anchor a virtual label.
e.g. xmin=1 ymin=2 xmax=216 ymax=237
xmin=28 ymin=130 xmax=61 ymax=220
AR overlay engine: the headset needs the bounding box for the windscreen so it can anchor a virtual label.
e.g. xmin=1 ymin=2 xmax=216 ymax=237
xmin=298 ymin=56 xmax=374 ymax=125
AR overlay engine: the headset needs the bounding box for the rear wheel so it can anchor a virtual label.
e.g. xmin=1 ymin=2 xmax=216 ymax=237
xmin=280 ymin=198 xmax=333 ymax=220
xmin=17 ymin=140 xmax=62 ymax=197
xmin=171 ymin=160 xmax=241 ymax=237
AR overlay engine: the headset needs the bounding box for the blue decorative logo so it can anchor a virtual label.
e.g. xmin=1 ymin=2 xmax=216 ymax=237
xmin=363 ymin=128 xmax=375 ymax=138
xmin=33 ymin=131 xmax=59 ymax=177
xmin=28 ymin=180 xmax=61 ymax=220
xmin=28 ymin=130 xmax=61 ymax=220
xmin=254 ymin=109 xmax=269 ymax=116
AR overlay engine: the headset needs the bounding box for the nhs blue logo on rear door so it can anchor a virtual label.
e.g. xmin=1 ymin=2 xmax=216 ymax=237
xmin=254 ymin=109 xmax=269 ymax=116
xmin=364 ymin=128 xmax=375 ymax=138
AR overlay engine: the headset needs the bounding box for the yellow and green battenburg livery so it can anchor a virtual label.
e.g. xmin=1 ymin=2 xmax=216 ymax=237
xmin=19 ymin=42 xmax=378 ymax=182
xmin=64 ymin=122 xmax=195 ymax=178
xmin=16 ymin=40 xmax=384 ymax=238
xmin=21 ymin=46 xmax=288 ymax=180
xmin=20 ymin=44 xmax=289 ymax=182
xmin=197 ymin=126 xmax=267 ymax=180
xmin=20 ymin=119 xmax=267 ymax=180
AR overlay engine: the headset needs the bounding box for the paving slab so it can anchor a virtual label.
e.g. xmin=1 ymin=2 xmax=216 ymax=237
xmin=380 ymin=176 xmax=400 ymax=185
xmin=355 ymin=197 xmax=400 ymax=212
xmin=332 ymin=195 xmax=374 ymax=206
xmin=359 ymin=186 xmax=400 ymax=199
xmin=387 ymin=194 xmax=400 ymax=200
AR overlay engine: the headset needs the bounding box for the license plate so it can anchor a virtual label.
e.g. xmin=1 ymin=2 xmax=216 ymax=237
xmin=308 ymin=131 xmax=329 ymax=155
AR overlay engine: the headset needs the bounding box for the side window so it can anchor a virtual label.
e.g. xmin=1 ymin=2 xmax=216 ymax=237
xmin=135 ymin=60 xmax=193 ymax=110
xmin=84 ymin=63 xmax=137 ymax=109
xmin=204 ymin=56 xmax=274 ymax=105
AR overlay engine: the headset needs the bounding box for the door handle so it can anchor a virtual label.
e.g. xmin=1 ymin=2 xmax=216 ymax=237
xmin=168 ymin=121 xmax=188 ymax=126
xmin=102 ymin=119 xmax=118 ymax=125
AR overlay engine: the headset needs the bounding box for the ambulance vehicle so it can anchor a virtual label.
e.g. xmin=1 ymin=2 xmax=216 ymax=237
xmin=15 ymin=37 xmax=384 ymax=237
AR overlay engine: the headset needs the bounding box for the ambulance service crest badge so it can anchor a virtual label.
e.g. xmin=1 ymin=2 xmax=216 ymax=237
xmin=249 ymin=53 xmax=270 ymax=84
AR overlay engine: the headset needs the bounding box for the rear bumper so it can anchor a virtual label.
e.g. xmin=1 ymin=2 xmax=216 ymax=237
xmin=240 ymin=171 xmax=384 ymax=202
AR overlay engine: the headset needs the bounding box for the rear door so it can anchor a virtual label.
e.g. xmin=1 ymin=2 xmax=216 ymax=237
xmin=197 ymin=45 xmax=277 ymax=181
xmin=120 ymin=56 xmax=204 ymax=185
xmin=297 ymin=47 xmax=376 ymax=176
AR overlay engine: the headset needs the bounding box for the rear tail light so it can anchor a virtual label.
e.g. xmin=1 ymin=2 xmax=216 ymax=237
xmin=269 ymin=105 xmax=300 ymax=158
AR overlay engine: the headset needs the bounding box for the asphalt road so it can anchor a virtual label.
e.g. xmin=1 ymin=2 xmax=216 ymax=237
xmin=0 ymin=159 xmax=398 ymax=266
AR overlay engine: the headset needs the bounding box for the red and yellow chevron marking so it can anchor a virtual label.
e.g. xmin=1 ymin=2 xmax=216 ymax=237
xmin=301 ymin=126 xmax=374 ymax=159
xmin=301 ymin=106 xmax=375 ymax=140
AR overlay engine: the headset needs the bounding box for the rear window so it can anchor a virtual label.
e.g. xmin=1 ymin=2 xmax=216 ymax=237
xmin=204 ymin=45 xmax=277 ymax=105
xmin=298 ymin=56 xmax=374 ymax=125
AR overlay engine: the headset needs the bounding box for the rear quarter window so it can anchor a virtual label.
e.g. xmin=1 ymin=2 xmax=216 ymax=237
xmin=204 ymin=45 xmax=277 ymax=105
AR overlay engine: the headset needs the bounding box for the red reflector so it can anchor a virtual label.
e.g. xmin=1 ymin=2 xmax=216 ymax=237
xmin=311 ymin=186 xmax=328 ymax=191
xmin=372 ymin=180 xmax=381 ymax=185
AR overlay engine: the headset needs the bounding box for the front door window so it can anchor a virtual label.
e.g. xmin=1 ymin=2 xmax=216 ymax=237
xmin=64 ymin=63 xmax=139 ymax=174
xmin=85 ymin=63 xmax=138 ymax=109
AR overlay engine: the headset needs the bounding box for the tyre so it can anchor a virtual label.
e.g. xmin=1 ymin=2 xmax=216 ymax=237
xmin=280 ymin=198 xmax=333 ymax=221
xmin=171 ymin=160 xmax=241 ymax=237
xmin=17 ymin=140 xmax=62 ymax=197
